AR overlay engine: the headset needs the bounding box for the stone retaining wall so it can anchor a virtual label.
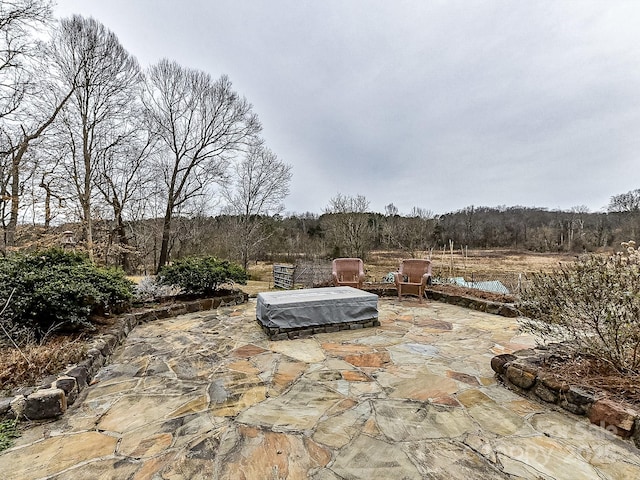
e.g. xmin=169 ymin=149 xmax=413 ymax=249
xmin=362 ymin=284 xmax=518 ymax=317
xmin=491 ymin=346 xmax=640 ymax=448
xmin=426 ymin=289 xmax=519 ymax=317
xmin=0 ymin=291 xmax=247 ymax=422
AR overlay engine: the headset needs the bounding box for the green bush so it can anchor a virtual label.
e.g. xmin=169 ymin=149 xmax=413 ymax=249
xmin=0 ymin=249 xmax=134 ymax=342
xmin=158 ymin=256 xmax=247 ymax=296
xmin=0 ymin=419 xmax=19 ymax=452
xmin=518 ymin=242 xmax=640 ymax=373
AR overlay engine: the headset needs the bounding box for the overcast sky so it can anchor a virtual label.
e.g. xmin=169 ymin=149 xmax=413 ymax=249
xmin=53 ymin=1 xmax=640 ymax=216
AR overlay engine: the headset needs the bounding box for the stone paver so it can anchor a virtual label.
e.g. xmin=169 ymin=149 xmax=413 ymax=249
xmin=2 ymin=299 xmax=640 ymax=479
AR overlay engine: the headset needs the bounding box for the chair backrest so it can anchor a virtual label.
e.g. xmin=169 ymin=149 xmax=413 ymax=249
xmin=399 ymin=259 xmax=431 ymax=283
xmin=332 ymin=258 xmax=363 ymax=279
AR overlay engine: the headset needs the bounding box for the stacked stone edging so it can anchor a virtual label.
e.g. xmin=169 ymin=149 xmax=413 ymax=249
xmin=491 ymin=346 xmax=640 ymax=448
xmin=361 ymin=284 xmax=518 ymax=318
xmin=0 ymin=291 xmax=247 ymax=422
xmin=426 ymin=289 xmax=519 ymax=317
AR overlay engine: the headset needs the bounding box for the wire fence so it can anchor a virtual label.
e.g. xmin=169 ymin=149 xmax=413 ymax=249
xmin=433 ymin=271 xmax=530 ymax=296
xmin=293 ymin=260 xmax=333 ymax=288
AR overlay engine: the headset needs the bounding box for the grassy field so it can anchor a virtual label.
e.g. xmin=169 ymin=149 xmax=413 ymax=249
xmin=126 ymin=249 xmax=578 ymax=296
xmin=244 ymin=248 xmax=578 ymax=295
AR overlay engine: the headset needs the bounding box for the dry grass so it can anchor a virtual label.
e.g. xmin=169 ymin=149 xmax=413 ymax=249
xmin=427 ymin=248 xmax=576 ymax=277
xmin=0 ymin=335 xmax=87 ymax=395
xmin=242 ymin=280 xmax=272 ymax=296
xmin=246 ymin=249 xmax=577 ymax=288
xmin=247 ymin=262 xmax=276 ymax=282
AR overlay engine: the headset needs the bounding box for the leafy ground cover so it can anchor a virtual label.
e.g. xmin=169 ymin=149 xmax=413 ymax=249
xmin=0 ymin=419 xmax=19 ymax=451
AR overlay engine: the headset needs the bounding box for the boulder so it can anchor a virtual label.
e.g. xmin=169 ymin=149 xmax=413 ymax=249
xmin=588 ymin=398 xmax=637 ymax=438
xmin=65 ymin=365 xmax=89 ymax=390
xmin=24 ymin=388 xmax=67 ymax=420
xmin=0 ymin=397 xmax=13 ymax=417
xmin=54 ymin=376 xmax=79 ymax=405
xmin=560 ymin=386 xmax=595 ymax=415
xmin=490 ymin=354 xmax=516 ymax=375
xmin=505 ymin=364 xmax=537 ymax=389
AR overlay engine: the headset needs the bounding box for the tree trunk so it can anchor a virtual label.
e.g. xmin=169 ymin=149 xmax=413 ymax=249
xmin=115 ymin=211 xmax=131 ymax=272
xmin=5 ymin=154 xmax=20 ymax=247
xmin=5 ymin=137 xmax=30 ymax=247
xmin=156 ymin=201 xmax=173 ymax=273
xmin=83 ymin=201 xmax=93 ymax=261
xmin=40 ymin=180 xmax=52 ymax=229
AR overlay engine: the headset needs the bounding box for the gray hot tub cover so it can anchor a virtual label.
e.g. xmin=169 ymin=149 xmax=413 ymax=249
xmin=256 ymin=286 xmax=378 ymax=329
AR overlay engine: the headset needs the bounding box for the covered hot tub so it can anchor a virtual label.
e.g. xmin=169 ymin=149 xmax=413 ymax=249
xmin=256 ymin=286 xmax=379 ymax=340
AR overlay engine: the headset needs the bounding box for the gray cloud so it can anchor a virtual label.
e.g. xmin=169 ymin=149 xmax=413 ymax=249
xmin=54 ymin=0 xmax=640 ymax=215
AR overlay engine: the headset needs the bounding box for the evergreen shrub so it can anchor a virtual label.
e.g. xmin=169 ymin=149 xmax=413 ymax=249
xmin=158 ymin=256 xmax=247 ymax=296
xmin=0 ymin=249 xmax=133 ymax=342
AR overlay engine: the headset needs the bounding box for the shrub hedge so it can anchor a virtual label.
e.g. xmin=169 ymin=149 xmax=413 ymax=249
xmin=0 ymin=249 xmax=133 ymax=342
xmin=158 ymin=256 xmax=247 ymax=296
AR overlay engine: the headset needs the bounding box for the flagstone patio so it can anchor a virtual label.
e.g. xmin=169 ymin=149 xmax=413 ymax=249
xmin=1 ymin=298 xmax=640 ymax=479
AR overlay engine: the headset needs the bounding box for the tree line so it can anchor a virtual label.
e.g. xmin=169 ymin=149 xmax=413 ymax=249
xmin=277 ymin=194 xmax=639 ymax=261
xmin=56 ymin=191 xmax=633 ymax=274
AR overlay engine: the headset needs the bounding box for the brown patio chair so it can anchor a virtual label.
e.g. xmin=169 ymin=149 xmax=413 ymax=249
xmin=331 ymin=258 xmax=365 ymax=289
xmin=394 ymin=259 xmax=432 ymax=303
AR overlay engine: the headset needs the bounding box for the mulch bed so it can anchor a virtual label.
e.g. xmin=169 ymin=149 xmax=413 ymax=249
xmin=535 ymin=354 xmax=640 ymax=408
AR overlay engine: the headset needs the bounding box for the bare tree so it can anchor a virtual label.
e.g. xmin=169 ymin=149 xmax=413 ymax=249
xmin=0 ymin=5 xmax=80 ymax=250
xmin=322 ymin=193 xmax=373 ymax=259
xmin=0 ymin=0 xmax=52 ymax=120
xmin=94 ymin=120 xmax=153 ymax=271
xmin=608 ymin=189 xmax=640 ymax=213
xmin=36 ymin=152 xmax=67 ymax=228
xmin=0 ymin=88 xmax=78 ymax=248
xmin=399 ymin=207 xmax=435 ymax=256
xmin=222 ymin=144 xmax=291 ymax=269
xmin=607 ymin=189 xmax=640 ymax=243
xmin=142 ymin=59 xmax=261 ymax=272
xmin=380 ymin=203 xmax=400 ymax=249
xmin=49 ymin=15 xmax=141 ymax=261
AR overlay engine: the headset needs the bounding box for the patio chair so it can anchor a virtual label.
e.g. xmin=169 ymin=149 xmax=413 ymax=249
xmin=331 ymin=258 xmax=365 ymax=289
xmin=394 ymin=259 xmax=432 ymax=303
